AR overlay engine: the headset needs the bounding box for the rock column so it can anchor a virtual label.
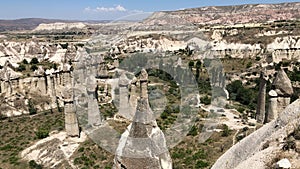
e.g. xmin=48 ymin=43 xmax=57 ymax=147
xmin=118 ymin=72 xmax=131 ymax=119
xmin=114 ymin=69 xmax=172 ymax=169
xmin=272 ymin=69 xmax=293 ymax=115
xmin=87 ymin=76 xmax=102 ymax=126
xmin=63 ymin=88 xmax=80 ymax=137
xmin=129 ymin=77 xmax=138 ymax=118
xmin=266 ymin=90 xmax=278 ymax=122
xmin=256 ymin=71 xmax=268 ymax=124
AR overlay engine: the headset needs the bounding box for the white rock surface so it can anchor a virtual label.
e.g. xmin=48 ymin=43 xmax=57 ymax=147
xmin=34 ymin=22 xmax=86 ymax=31
xmin=276 ymin=158 xmax=292 ymax=169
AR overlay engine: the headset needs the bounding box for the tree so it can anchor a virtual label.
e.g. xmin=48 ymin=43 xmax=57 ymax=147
xmin=17 ymin=64 xmax=26 ymax=71
xmin=188 ymin=61 xmax=194 ymax=70
xmin=30 ymin=57 xmax=39 ymax=64
xmin=28 ymin=99 xmax=37 ymax=115
xmin=196 ymin=60 xmax=202 ymax=69
xmin=22 ymin=59 xmax=28 ymax=64
xmin=30 ymin=65 xmax=38 ymax=71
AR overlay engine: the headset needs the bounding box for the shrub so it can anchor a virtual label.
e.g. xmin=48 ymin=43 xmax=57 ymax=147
xmin=160 ymin=111 xmax=168 ymax=120
xmin=200 ymin=95 xmax=211 ymax=105
xmin=35 ymin=127 xmax=49 ymax=139
xmin=188 ymin=125 xmax=198 ymax=136
xmin=29 ymin=160 xmax=43 ymax=169
xmin=221 ymin=124 xmax=231 ymax=137
xmin=50 ymin=63 xmax=58 ymax=70
xmin=196 ymin=160 xmax=209 ymax=168
xmin=237 ymin=107 xmax=245 ymax=113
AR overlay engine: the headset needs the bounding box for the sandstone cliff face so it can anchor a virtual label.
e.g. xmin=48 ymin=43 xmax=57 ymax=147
xmin=0 ymin=40 xmax=78 ymax=66
xmin=0 ymin=69 xmax=72 ymax=117
xmin=0 ymin=38 xmax=86 ymax=117
xmin=267 ymin=36 xmax=300 ymax=63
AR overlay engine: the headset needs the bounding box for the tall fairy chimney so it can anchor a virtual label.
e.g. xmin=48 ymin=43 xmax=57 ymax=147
xmin=113 ymin=69 xmax=172 ymax=169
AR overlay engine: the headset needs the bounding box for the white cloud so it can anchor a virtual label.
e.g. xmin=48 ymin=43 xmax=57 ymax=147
xmin=84 ymin=5 xmax=128 ymax=13
xmin=83 ymin=5 xmax=149 ymax=20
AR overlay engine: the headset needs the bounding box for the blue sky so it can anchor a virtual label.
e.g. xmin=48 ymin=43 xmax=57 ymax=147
xmin=0 ymin=0 xmax=298 ymax=20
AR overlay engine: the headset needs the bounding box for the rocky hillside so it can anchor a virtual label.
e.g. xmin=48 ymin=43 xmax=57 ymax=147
xmin=0 ymin=18 xmax=78 ymax=32
xmin=144 ymin=2 xmax=300 ymax=26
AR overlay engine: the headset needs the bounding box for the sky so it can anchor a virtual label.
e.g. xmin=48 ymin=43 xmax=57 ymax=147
xmin=0 ymin=0 xmax=298 ymax=21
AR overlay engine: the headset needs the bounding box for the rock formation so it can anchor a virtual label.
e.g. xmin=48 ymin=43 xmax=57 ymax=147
xmin=211 ymin=99 xmax=300 ymax=169
xmin=87 ymin=76 xmax=102 ymax=127
xmin=257 ymin=68 xmax=293 ymax=123
xmin=63 ymin=87 xmax=80 ymax=137
xmin=129 ymin=77 xmax=138 ymax=116
xmin=266 ymin=90 xmax=278 ymax=123
xmin=118 ymin=72 xmax=132 ymax=120
xmin=256 ymin=71 xmax=268 ymax=123
xmin=270 ymin=69 xmax=294 ymax=119
xmin=144 ymin=2 xmax=300 ymax=26
xmin=113 ymin=69 xmax=172 ymax=169
xmin=33 ymin=22 xmax=87 ymax=32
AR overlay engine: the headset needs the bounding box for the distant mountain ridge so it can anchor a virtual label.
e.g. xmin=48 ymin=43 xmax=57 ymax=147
xmin=0 ymin=18 xmax=111 ymax=32
xmin=143 ymin=2 xmax=300 ymax=25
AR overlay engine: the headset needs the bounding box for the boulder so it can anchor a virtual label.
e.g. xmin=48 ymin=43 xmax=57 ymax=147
xmin=276 ymin=158 xmax=291 ymax=169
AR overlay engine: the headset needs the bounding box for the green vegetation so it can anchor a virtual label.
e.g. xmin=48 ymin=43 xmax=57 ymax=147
xmin=28 ymin=99 xmax=37 ymax=115
xmin=29 ymin=160 xmax=43 ymax=169
xmin=226 ymin=80 xmax=258 ymax=110
xmin=30 ymin=57 xmax=39 ymax=64
xmin=200 ymin=95 xmax=211 ymax=105
xmin=221 ymin=124 xmax=231 ymax=137
xmin=35 ymin=126 xmax=50 ymax=139
xmin=188 ymin=125 xmax=198 ymax=136
xmin=0 ymin=110 xmax=64 ymax=168
xmin=72 ymin=138 xmax=114 ymax=169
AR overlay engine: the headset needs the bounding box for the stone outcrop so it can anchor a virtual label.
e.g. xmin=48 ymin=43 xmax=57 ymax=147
xmin=114 ymin=69 xmax=172 ymax=169
xmin=211 ymin=99 xmax=300 ymax=169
